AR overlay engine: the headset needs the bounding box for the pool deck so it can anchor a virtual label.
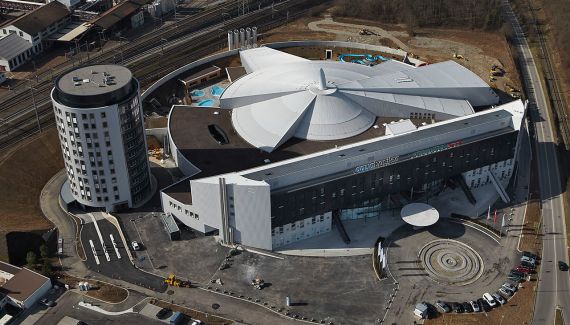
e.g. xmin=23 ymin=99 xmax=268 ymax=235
xmin=189 ymin=79 xmax=230 ymax=108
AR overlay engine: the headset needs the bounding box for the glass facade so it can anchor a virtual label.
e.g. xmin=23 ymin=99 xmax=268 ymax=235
xmin=270 ymin=130 xmax=518 ymax=227
xmin=119 ymin=92 xmax=150 ymax=205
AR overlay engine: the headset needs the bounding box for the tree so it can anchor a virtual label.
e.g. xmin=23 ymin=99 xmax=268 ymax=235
xmin=40 ymin=244 xmax=49 ymax=260
xmin=26 ymin=251 xmax=37 ymax=268
xmin=41 ymin=260 xmax=53 ymax=277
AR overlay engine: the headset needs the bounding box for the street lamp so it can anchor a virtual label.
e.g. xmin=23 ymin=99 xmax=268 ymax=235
xmin=160 ymin=38 xmax=168 ymax=55
xmin=27 ymin=79 xmax=41 ymax=133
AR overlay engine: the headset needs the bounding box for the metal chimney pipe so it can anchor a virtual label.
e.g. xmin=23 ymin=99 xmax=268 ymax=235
xmin=227 ymin=30 xmax=233 ymax=50
xmin=245 ymin=27 xmax=251 ymax=48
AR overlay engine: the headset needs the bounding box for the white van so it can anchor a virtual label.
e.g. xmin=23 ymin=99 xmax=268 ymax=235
xmin=483 ymin=293 xmax=497 ymax=307
xmin=414 ymin=303 xmax=428 ymax=318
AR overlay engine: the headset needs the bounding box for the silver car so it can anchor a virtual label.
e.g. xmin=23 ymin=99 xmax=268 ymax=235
xmin=499 ymin=287 xmax=513 ymax=297
xmin=502 ymin=282 xmax=517 ymax=292
xmin=492 ymin=292 xmax=507 ymax=305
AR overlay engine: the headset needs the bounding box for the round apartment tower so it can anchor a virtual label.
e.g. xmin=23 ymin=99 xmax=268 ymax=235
xmin=51 ymin=64 xmax=152 ymax=212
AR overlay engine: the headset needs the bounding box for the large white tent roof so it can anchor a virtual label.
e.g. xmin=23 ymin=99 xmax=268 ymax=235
xmin=220 ymin=47 xmax=499 ymax=152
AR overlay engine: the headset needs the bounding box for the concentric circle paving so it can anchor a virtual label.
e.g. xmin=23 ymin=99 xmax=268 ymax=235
xmin=418 ymin=239 xmax=484 ymax=286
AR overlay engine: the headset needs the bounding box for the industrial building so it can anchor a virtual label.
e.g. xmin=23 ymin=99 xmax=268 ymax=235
xmin=51 ymin=64 xmax=152 ymax=212
xmin=158 ymin=47 xmax=525 ymax=250
xmin=0 ymin=1 xmax=71 ymax=71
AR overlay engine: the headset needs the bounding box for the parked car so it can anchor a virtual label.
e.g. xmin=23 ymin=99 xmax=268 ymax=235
xmin=191 ymin=320 xmax=203 ymax=325
xmin=521 ymin=255 xmax=536 ymax=265
xmin=520 ymin=260 xmax=536 ymax=269
xmin=477 ymin=298 xmax=492 ymax=312
xmin=436 ymin=300 xmax=451 ymax=313
xmin=508 ymin=274 xmax=523 ymax=282
xmin=502 ymin=282 xmax=518 ymax=292
xmin=414 ymin=302 xmax=429 ymax=319
xmin=470 ymin=300 xmax=481 ymax=312
xmin=492 ymin=292 xmax=507 ymax=305
xmin=462 ymin=302 xmax=473 ymax=313
xmin=39 ymin=298 xmax=55 ymax=307
xmin=510 ymin=269 xmax=525 ymax=278
xmin=516 ymin=265 xmax=531 ymax=274
xmin=522 ymin=251 xmax=537 ymax=260
xmin=483 ymin=293 xmax=497 ymax=307
xmin=131 ymin=241 xmax=141 ymax=251
xmin=559 ymin=261 xmax=569 ymax=271
xmin=499 ymin=287 xmax=513 ymax=297
xmin=451 ymin=302 xmax=463 ymax=313
xmin=155 ymin=307 xmax=170 ymax=319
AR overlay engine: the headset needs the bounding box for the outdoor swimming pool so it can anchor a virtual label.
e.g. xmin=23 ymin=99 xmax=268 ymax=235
xmin=191 ymin=89 xmax=205 ymax=97
xmin=198 ymin=99 xmax=215 ymax=107
xmin=211 ymin=85 xmax=225 ymax=97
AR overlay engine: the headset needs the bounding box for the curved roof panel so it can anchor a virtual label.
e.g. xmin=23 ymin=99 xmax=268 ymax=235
xmin=221 ymin=47 xmax=499 ymax=152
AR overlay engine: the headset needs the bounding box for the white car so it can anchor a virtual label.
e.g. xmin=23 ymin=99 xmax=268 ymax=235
xmin=191 ymin=320 xmax=203 ymax=325
xmin=131 ymin=241 xmax=140 ymax=251
xmin=521 ymin=255 xmax=536 ymax=265
xmin=470 ymin=300 xmax=480 ymax=312
xmin=483 ymin=293 xmax=497 ymax=307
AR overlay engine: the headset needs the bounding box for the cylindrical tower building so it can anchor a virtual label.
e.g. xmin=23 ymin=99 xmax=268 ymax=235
xmin=51 ymin=64 xmax=152 ymax=212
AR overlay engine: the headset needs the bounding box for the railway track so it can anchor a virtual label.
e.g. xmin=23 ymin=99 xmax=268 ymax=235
xmin=0 ymin=0 xmax=323 ymax=150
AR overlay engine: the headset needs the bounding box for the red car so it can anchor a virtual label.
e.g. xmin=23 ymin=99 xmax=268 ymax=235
xmin=516 ymin=265 xmax=531 ymax=274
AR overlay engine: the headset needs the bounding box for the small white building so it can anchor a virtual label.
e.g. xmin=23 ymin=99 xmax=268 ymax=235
xmin=0 ymin=261 xmax=52 ymax=309
xmin=0 ymin=34 xmax=33 ymax=72
xmin=0 ymin=1 xmax=70 ymax=70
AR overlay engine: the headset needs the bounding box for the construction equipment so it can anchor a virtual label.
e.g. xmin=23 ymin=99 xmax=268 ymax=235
xmin=164 ymin=273 xmax=188 ymax=287
xmin=506 ymin=84 xmax=520 ymax=93
xmin=251 ymin=277 xmax=265 ymax=290
xmin=453 ymin=53 xmax=465 ymax=60
xmin=359 ymin=29 xmax=375 ymax=36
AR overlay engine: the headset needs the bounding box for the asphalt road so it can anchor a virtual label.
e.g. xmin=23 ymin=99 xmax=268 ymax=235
xmin=36 ymin=291 xmax=163 ymax=325
xmin=503 ymin=1 xmax=570 ymax=323
xmin=81 ymin=215 xmax=167 ymax=292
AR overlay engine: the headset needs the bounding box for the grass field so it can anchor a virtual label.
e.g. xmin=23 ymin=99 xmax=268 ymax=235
xmin=0 ymin=128 xmax=63 ymax=262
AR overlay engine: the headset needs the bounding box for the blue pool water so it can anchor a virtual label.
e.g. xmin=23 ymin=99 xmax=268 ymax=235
xmin=191 ymin=89 xmax=205 ymax=97
xmin=198 ymin=99 xmax=215 ymax=107
xmin=211 ymin=85 xmax=225 ymax=97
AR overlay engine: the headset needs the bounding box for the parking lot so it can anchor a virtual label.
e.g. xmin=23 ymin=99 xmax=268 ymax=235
xmin=384 ymin=219 xmax=522 ymax=324
xmin=119 ymin=212 xmax=230 ymax=284
xmin=79 ymin=213 xmax=167 ymax=292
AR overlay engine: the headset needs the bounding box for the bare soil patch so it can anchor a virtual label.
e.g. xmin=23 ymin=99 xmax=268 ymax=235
xmin=60 ymin=274 xmax=129 ymax=304
xmin=0 ymin=128 xmax=63 ymax=261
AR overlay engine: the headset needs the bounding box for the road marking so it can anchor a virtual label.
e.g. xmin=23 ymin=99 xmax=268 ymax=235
xmin=89 ymin=213 xmax=111 ymax=262
xmin=89 ymin=239 xmax=100 ymax=265
xmin=110 ymin=234 xmax=121 ymax=259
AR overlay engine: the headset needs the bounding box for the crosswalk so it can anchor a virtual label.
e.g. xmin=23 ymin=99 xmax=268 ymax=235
xmin=86 ymin=213 xmax=123 ymax=265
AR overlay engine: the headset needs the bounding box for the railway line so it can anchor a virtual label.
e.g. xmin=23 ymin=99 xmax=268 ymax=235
xmin=0 ymin=0 xmax=323 ymax=150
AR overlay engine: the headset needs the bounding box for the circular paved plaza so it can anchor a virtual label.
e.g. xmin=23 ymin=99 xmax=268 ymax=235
xmin=418 ymin=239 xmax=484 ymax=285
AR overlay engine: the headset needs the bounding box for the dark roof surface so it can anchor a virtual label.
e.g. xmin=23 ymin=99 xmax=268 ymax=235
xmin=162 ymin=176 xmax=192 ymax=204
xmin=169 ymin=106 xmax=392 ymax=181
xmin=7 ymin=1 xmax=69 ymax=36
xmin=0 ymin=261 xmax=20 ymax=275
xmin=181 ymin=66 xmax=221 ymax=84
xmin=0 ymin=34 xmax=32 ymax=60
xmin=91 ymin=0 xmax=149 ymax=29
xmin=0 ymin=268 xmax=50 ymax=303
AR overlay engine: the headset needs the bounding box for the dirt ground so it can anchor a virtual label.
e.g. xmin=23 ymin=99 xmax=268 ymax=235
xmin=0 ymin=129 xmax=63 ymax=261
xmin=60 ymin=274 xmax=129 ymax=303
